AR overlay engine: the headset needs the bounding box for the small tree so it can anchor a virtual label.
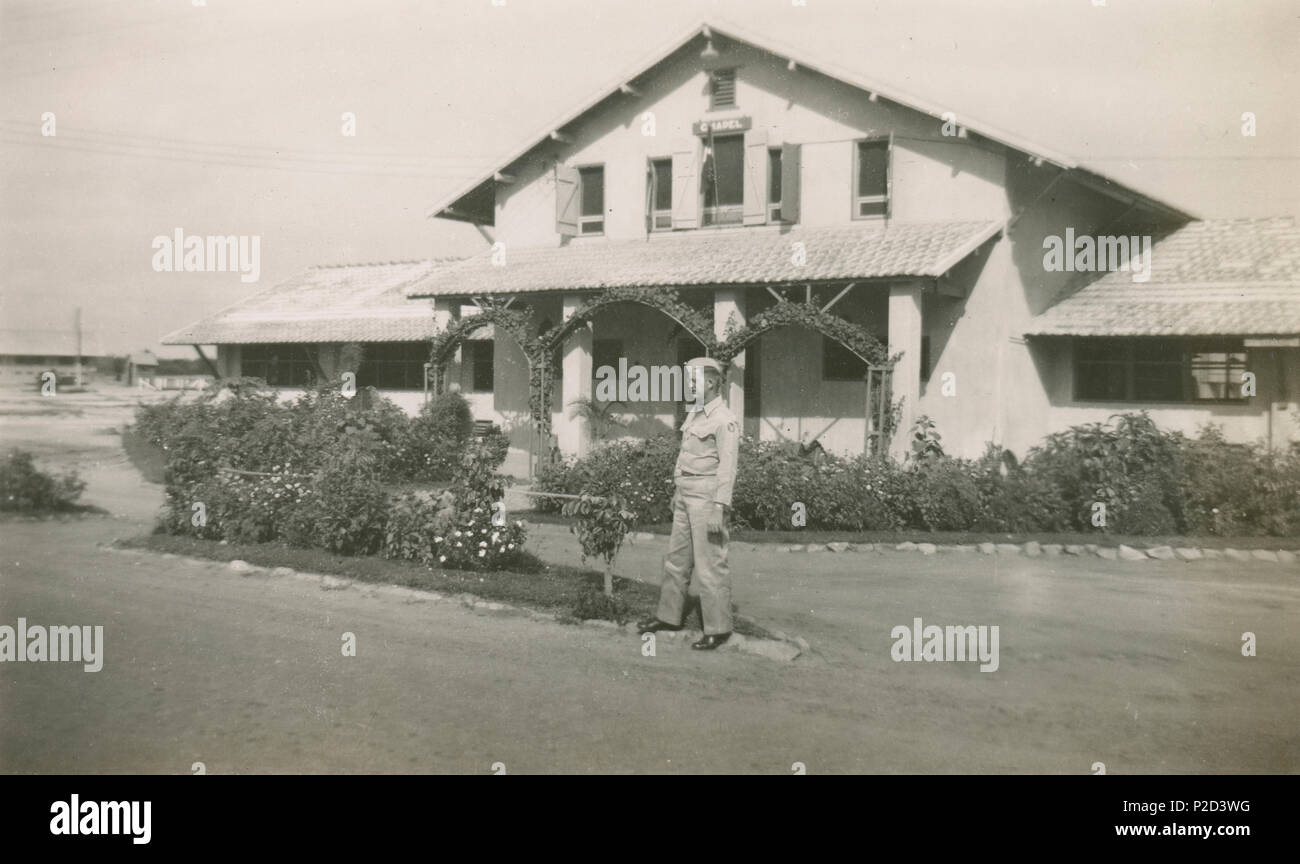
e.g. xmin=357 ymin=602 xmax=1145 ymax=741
xmin=561 ymin=492 xmax=637 ymax=596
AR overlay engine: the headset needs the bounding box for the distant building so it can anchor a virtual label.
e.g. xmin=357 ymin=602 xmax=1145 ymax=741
xmin=126 ymin=350 xmax=159 ymax=386
xmin=0 ymin=328 xmax=102 ymax=387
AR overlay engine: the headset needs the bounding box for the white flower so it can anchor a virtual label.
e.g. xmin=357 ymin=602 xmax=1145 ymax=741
xmin=434 ymin=536 xmax=443 ymax=543
xmin=478 ymin=550 xmax=486 ymax=558
xmin=479 ymin=541 xmax=487 ymax=547
xmin=499 ymin=547 xmax=505 ymax=553
xmin=507 ymin=543 xmax=515 ymax=550
xmin=439 ymin=555 xmax=446 ymax=563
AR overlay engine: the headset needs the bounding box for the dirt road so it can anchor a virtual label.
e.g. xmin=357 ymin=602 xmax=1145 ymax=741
xmin=2 ymin=386 xmax=1296 ymax=773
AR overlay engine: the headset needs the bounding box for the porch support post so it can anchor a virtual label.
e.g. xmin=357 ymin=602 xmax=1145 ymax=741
xmin=560 ymin=293 xmax=592 ymax=457
xmin=888 ymin=281 xmax=924 ymax=461
xmin=714 ymin=288 xmax=745 ymax=418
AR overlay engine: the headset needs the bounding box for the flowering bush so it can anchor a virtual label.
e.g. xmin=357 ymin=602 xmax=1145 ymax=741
xmin=382 ymin=467 xmax=527 ymax=571
xmin=143 ymin=379 xmax=531 ymax=566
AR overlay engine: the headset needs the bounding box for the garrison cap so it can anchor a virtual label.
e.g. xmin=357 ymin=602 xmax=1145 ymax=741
xmin=684 ymin=356 xmax=724 ymax=374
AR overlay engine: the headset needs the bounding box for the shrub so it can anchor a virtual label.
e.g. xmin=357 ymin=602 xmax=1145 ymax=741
xmin=1024 ymin=412 xmax=1184 ymax=533
xmin=382 ymin=443 xmax=528 ymax=571
xmin=973 ymin=446 xmax=1070 ymax=532
xmin=283 ymin=467 xmax=389 ymax=555
xmin=534 ymin=435 xmax=677 ymax=523
xmin=561 ymin=492 xmax=638 ymax=595
xmin=1180 ymin=425 xmax=1300 ymax=536
xmin=901 ymin=458 xmax=986 ymax=532
xmin=0 ymin=449 xmax=86 ymax=512
xmin=398 ymin=391 xmax=474 ymax=481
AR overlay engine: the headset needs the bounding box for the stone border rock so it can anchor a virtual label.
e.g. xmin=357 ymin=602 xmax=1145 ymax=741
xmin=100 ymin=544 xmax=808 ymax=662
xmin=759 ymin=538 xmax=1300 ymax=565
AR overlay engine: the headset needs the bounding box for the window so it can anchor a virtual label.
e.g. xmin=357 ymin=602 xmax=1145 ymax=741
xmin=854 ymin=139 xmax=890 ymax=218
xmin=701 ymin=134 xmax=744 ymax=227
xmin=709 ymin=68 xmax=736 ymax=110
xmin=768 ymin=147 xmax=783 ymax=222
xmin=647 ymin=159 xmax=672 ymax=231
xmin=355 ymin=342 xmax=427 ymax=390
xmin=823 ymin=337 xmax=868 ymax=381
xmin=463 ymin=341 xmax=495 ymax=392
xmin=578 ymin=166 xmax=604 ymax=235
xmin=1075 ymin=338 xmax=1248 ymax=402
xmin=241 ymin=343 xmax=313 ymax=386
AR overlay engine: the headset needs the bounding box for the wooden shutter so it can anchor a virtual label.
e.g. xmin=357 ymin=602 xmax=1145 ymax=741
xmin=780 ymin=142 xmax=801 ymax=224
xmin=671 ymin=138 xmax=700 ymax=230
xmin=885 ymin=132 xmax=894 ymax=220
xmin=555 ymin=163 xmax=580 ymax=236
xmin=742 ymin=128 xmax=769 ymax=226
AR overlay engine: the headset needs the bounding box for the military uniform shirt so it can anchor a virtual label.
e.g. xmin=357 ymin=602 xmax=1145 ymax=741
xmin=675 ymin=396 xmax=740 ymax=507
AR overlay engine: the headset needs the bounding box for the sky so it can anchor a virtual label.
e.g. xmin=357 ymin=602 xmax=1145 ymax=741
xmin=1 ymin=0 xmax=1296 ymax=357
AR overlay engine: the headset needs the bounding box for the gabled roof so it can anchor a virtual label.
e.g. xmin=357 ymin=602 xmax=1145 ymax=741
xmin=161 ymin=259 xmax=461 ymax=345
xmin=1026 ymin=217 xmax=1300 ymax=337
xmin=429 ymin=19 xmax=1196 ymax=224
xmin=406 ymin=220 xmax=1002 ymax=297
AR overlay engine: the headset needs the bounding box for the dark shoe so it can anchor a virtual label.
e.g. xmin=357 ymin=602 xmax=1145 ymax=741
xmin=691 ymin=632 xmax=732 ymax=651
xmin=637 ymin=618 xmax=682 ymax=634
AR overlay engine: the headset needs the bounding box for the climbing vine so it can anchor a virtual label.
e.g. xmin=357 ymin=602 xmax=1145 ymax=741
xmin=537 ymin=286 xmax=716 ymax=357
xmin=427 ymin=303 xmax=551 ymax=434
xmin=715 ymin=299 xmax=892 ymax=366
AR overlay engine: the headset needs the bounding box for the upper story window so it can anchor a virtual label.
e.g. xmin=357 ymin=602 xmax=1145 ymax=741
xmin=854 ymin=138 xmax=891 ymax=218
xmin=709 ymin=68 xmax=737 ymax=110
xmin=701 ymin=134 xmax=744 ymax=227
xmin=578 ymin=166 xmax=605 ymax=235
xmin=647 ymin=158 xmax=672 ymax=232
xmin=1074 ymin=338 xmax=1249 ymax=403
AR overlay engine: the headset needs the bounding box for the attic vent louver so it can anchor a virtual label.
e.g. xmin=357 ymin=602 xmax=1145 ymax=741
xmin=710 ymin=68 xmax=737 ymax=110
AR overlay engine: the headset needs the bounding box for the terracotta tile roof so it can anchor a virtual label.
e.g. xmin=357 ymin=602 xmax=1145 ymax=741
xmin=405 ymin=221 xmax=1002 ymax=298
xmin=1027 ymin=217 xmax=1300 ymax=337
xmin=161 ymin=259 xmax=460 ymax=345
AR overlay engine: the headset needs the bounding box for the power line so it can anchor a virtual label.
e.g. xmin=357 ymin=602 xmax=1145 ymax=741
xmin=0 ymin=132 xmax=485 ymax=179
xmin=0 ymin=121 xmax=494 ymax=166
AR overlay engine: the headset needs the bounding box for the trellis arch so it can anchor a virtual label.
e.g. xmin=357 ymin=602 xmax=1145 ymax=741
xmin=715 ymin=298 xmax=899 ymax=456
xmin=537 ymin=286 xmax=717 ymax=358
xmin=427 ymin=304 xmax=550 ymax=431
xmin=714 ymin=298 xmax=892 ymax=366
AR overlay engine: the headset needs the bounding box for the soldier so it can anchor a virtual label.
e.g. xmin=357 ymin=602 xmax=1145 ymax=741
xmin=638 ymin=357 xmax=739 ymax=650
